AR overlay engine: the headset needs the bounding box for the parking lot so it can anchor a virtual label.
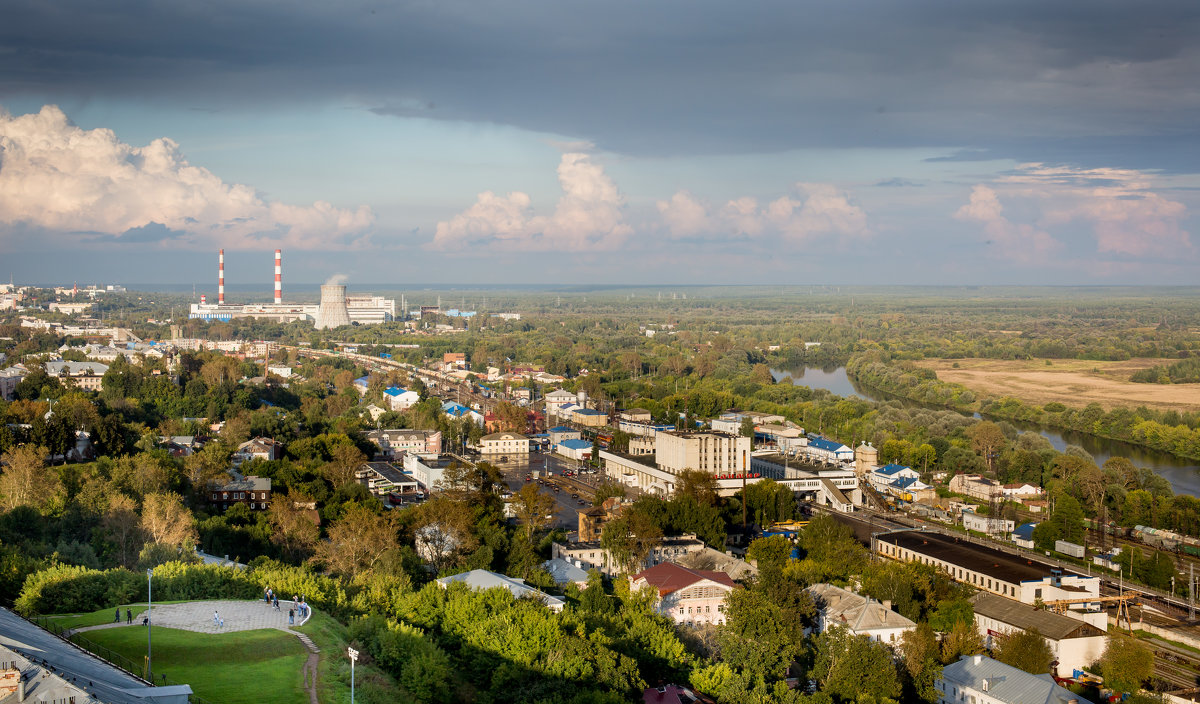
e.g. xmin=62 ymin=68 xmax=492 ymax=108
xmin=489 ymin=451 xmax=607 ymax=534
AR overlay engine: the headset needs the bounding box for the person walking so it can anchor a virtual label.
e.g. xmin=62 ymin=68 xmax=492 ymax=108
xmin=218 ymin=616 xmax=224 ymax=629
xmin=213 ymin=610 xmax=220 ymax=627
xmin=273 ymin=596 xmax=280 ymax=611
xmin=288 ymin=608 xmax=294 ymax=626
xmin=114 ymin=607 xmax=121 ymax=623
xmin=126 ymin=608 xmax=132 ymax=625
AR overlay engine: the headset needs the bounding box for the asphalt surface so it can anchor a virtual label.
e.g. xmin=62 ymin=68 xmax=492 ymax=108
xmin=491 ymin=452 xmax=607 ymax=533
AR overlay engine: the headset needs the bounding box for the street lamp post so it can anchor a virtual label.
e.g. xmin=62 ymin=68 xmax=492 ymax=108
xmin=348 ymin=647 xmax=358 ymax=704
xmin=146 ymin=569 xmax=153 ymax=681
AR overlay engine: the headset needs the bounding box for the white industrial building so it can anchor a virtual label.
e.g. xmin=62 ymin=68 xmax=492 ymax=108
xmin=970 ymin=592 xmax=1106 ymax=678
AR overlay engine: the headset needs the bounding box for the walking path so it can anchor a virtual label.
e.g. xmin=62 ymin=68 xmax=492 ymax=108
xmin=66 ymin=600 xmax=320 ymax=702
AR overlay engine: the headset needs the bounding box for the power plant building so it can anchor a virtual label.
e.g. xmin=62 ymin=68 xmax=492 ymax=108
xmin=188 ymin=250 xmax=395 ymax=328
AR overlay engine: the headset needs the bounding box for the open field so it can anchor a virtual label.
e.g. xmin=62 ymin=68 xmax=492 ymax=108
xmin=916 ymin=358 xmax=1200 ymax=412
xmin=79 ymin=626 xmax=309 ymax=704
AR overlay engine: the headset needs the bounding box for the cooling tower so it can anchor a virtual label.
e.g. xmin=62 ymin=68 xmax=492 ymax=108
xmin=314 ymin=284 xmax=351 ymax=329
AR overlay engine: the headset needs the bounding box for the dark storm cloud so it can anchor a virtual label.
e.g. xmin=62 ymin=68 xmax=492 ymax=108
xmin=4 ymin=0 xmax=1199 ymax=164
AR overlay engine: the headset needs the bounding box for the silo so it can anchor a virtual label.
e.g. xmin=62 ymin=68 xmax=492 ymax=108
xmin=314 ymin=284 xmax=351 ymax=329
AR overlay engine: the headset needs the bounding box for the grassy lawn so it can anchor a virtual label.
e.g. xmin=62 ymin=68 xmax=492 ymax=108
xmin=295 ymin=610 xmax=404 ymax=704
xmin=41 ymin=601 xmax=189 ymax=631
xmin=77 ymin=626 xmax=308 ymax=704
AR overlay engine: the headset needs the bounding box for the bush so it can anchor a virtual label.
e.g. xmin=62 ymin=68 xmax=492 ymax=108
xmin=16 ymin=564 xmax=142 ymax=616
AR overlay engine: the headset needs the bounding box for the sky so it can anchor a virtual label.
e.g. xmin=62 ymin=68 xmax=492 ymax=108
xmin=2 ymin=0 xmax=1199 ymax=287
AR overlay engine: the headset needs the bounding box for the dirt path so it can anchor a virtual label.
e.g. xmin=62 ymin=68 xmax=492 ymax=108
xmin=301 ymin=652 xmax=319 ymax=704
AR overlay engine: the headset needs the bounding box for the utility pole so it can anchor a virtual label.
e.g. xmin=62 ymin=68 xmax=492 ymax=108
xmin=1191 ymin=562 xmax=1195 ymax=621
xmin=146 ymin=569 xmax=153 ymax=681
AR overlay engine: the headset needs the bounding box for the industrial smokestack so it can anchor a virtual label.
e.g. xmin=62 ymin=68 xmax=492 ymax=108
xmin=314 ymin=283 xmax=351 ymax=329
xmin=218 ymin=249 xmax=225 ymax=305
xmin=274 ymin=249 xmax=282 ymax=304
xmin=200 ymin=294 xmax=207 ymax=305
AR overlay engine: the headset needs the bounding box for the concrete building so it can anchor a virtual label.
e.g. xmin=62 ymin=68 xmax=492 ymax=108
xmin=572 ymin=408 xmax=607 ymax=427
xmin=1002 ymin=483 xmax=1045 ymax=500
xmin=807 ymin=583 xmax=917 ymax=645
xmin=656 ymin=430 xmax=751 ymax=476
xmin=403 ymin=453 xmax=458 ymax=491
xmin=620 ymin=408 xmax=652 ymax=423
xmin=0 ymin=365 xmax=27 ymax=401
xmin=544 ymin=388 xmax=578 ymax=415
xmin=936 ymin=654 xmax=1080 ymax=704
xmin=969 ymin=592 xmax=1106 ymax=678
xmin=43 ymin=360 xmax=109 ymax=391
xmin=552 ymin=534 xmax=706 ymax=577
xmin=874 ymin=530 xmax=1104 ymax=628
xmin=578 ymin=496 xmax=628 ymax=541
xmin=962 ymin=511 xmax=1015 ymax=537
xmin=949 ymin=473 xmax=1002 ymax=502
xmin=436 ymin=569 xmax=564 ymax=612
xmin=556 ymin=438 xmax=593 ymax=460
xmin=480 ymin=432 xmax=529 ymax=455
xmin=365 ymin=429 xmax=442 ymax=459
xmin=548 ymin=425 xmax=581 ymax=444
xmin=356 ymin=461 xmax=420 ymax=498
xmin=806 ymin=436 xmax=853 ymax=463
xmin=383 ymin=386 xmax=420 ymax=411
xmin=630 ymin=562 xmax=736 ymax=626
xmin=210 ymin=475 xmax=272 ymax=511
xmin=869 ymin=464 xmax=920 ymax=493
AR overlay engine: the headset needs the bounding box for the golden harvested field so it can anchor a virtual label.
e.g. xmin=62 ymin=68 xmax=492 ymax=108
xmin=915 ymin=358 xmax=1200 ymax=412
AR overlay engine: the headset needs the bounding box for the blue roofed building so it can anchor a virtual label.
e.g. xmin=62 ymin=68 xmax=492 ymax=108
xmin=549 ymin=425 xmax=582 ymax=444
xmin=806 ymin=436 xmax=853 ymax=463
xmin=869 ymin=463 xmax=920 ymax=492
xmin=383 ymin=386 xmax=420 ymax=411
xmin=352 ymin=375 xmax=370 ymax=394
xmin=556 ymin=437 xmax=594 ymax=461
xmin=1012 ymin=522 xmax=1038 ymax=549
xmin=442 ymin=401 xmax=484 ymax=426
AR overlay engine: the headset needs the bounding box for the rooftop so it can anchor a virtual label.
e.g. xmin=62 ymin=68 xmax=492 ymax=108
xmin=557 ymin=438 xmax=592 ymax=450
xmin=632 ymin=562 xmax=736 ymax=597
xmin=941 ymin=655 xmax=1079 ymax=704
xmin=876 ymin=463 xmax=914 ymax=476
xmin=436 ymin=569 xmax=565 ymax=610
xmin=541 ymin=558 xmax=590 ymax=585
xmin=877 ymin=530 xmax=1081 ymax=584
xmin=970 ymin=592 xmax=1105 ymax=641
xmin=808 ymin=583 xmax=916 ymax=633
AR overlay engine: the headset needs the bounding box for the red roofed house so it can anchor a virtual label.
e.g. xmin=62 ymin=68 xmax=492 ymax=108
xmin=630 ymin=562 xmax=736 ymax=626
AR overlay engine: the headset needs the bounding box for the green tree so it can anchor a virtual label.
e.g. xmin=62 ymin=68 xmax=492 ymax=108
xmin=1050 ymin=493 xmax=1085 ymax=544
xmin=719 ymin=588 xmax=802 ymax=683
xmin=993 ymin=628 xmax=1053 ymax=674
xmin=940 ymin=617 xmax=984 ymax=664
xmin=899 ymin=623 xmax=943 ymax=703
xmin=1099 ymin=635 xmax=1154 ymax=695
xmin=811 ymin=627 xmax=901 ymax=703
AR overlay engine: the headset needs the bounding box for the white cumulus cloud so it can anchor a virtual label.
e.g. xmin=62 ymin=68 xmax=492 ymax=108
xmin=432 ymin=152 xmax=631 ymax=251
xmin=656 ymin=183 xmax=868 ymax=242
xmin=954 ymin=185 xmax=1061 ymax=263
xmin=0 ymin=105 xmax=373 ymax=249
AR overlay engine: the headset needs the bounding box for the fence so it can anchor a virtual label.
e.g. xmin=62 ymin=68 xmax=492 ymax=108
xmin=30 ymin=615 xmax=216 ymax=704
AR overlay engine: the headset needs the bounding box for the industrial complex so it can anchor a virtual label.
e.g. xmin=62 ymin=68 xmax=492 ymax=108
xmin=188 ymin=249 xmax=396 ymax=328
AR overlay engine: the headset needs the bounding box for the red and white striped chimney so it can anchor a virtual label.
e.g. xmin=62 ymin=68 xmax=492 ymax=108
xmin=200 ymin=294 xmax=207 ymax=305
xmin=218 ymin=249 xmax=225 ymax=305
xmin=274 ymin=249 xmax=282 ymax=304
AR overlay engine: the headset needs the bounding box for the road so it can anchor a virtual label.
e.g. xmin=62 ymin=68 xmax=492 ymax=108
xmin=491 ymin=452 xmax=602 ymax=534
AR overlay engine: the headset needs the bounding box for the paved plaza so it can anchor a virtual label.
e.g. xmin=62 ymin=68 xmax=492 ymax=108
xmin=77 ymin=599 xmax=312 ymax=637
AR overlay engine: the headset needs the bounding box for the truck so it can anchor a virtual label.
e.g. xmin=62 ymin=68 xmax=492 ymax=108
xmin=1054 ymin=540 xmax=1085 ymax=559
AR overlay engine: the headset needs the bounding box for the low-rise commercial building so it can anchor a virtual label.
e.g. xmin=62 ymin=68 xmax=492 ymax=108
xmin=949 ymin=473 xmax=1001 ymax=502
xmin=552 ymin=534 xmax=707 ymax=577
xmin=356 ymin=461 xmax=420 ymax=498
xmin=962 ymin=511 xmax=1015 ymax=536
xmin=383 ymin=386 xmax=420 ymax=411
xmin=365 ymin=429 xmax=442 ymax=458
xmin=874 ymin=530 xmax=1104 ymax=628
xmin=556 ymin=438 xmax=593 ymax=460
xmin=969 ymin=592 xmax=1106 ymax=678
xmin=480 ymin=432 xmax=529 ymax=455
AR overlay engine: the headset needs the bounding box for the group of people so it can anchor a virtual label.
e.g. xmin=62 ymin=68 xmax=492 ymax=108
xmin=114 ymin=607 xmax=148 ymax=626
xmin=264 ymin=587 xmax=311 ymax=626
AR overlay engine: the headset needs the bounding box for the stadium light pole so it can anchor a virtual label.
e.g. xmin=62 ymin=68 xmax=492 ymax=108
xmin=348 ymin=647 xmax=358 ymax=704
xmin=146 ymin=568 xmax=153 ymax=681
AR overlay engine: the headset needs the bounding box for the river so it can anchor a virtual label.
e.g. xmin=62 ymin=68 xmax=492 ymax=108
xmin=771 ymin=365 xmax=1200 ymax=497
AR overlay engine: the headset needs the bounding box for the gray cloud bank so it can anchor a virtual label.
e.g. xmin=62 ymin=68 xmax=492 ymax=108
xmin=3 ymin=0 xmax=1199 ymax=165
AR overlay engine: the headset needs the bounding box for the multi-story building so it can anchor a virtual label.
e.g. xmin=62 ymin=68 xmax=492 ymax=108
xmin=949 ymin=474 xmax=1002 ymax=502
xmin=235 ymin=437 xmax=284 ymax=463
xmin=552 ymin=534 xmax=706 ymax=577
xmin=43 ymin=360 xmax=109 ymax=391
xmin=383 ymin=386 xmax=420 ymax=411
xmin=480 ymin=432 xmax=529 ymax=455
xmin=210 ymin=476 xmax=272 ymax=511
xmin=365 ymin=429 xmax=442 ymax=459
xmin=630 ymin=562 xmax=736 ymax=626
xmin=655 ymin=430 xmax=751 ymax=476
xmin=0 ymin=365 xmax=28 ymax=401
xmin=807 ymin=583 xmax=917 ymax=645
xmin=874 ymin=530 xmax=1104 ymax=628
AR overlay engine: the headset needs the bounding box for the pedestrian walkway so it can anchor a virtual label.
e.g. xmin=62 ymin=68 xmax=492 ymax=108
xmin=70 ymin=599 xmax=313 ymax=637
